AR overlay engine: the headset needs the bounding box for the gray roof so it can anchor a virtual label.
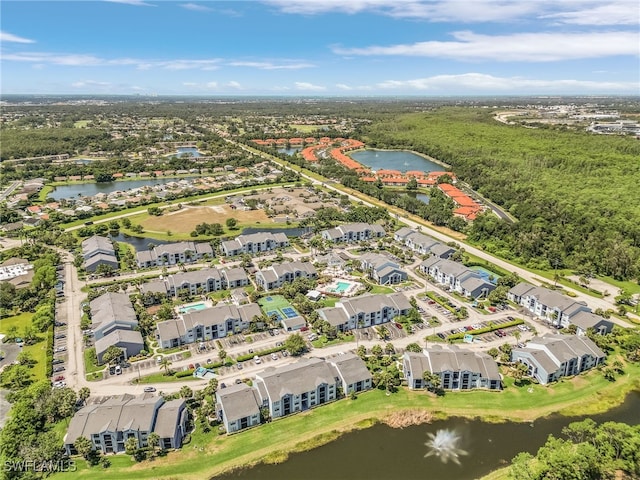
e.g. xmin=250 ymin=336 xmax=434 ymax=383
xmin=510 ymin=284 xmax=588 ymax=315
xmin=271 ymin=261 xmax=317 ymax=277
xmin=327 ymin=353 xmax=372 ymax=386
xmin=222 ymin=267 xmax=248 ymax=283
xmin=136 ymin=250 xmax=156 ymax=263
xmin=429 ymin=243 xmax=455 ymax=257
xmin=531 ymin=334 xmax=605 ymax=362
xmin=339 ymin=293 xmax=411 ymax=317
xmin=169 ymin=268 xmax=222 ymax=287
xmin=410 ymin=349 xmax=500 ymax=381
xmin=81 ymin=235 xmax=115 ymax=256
xmin=156 ymin=320 xmax=184 ymax=343
xmin=140 ymin=278 xmax=168 ymax=295
xmin=459 ymin=275 xmax=493 ymax=294
xmin=319 ymin=307 xmax=349 ymax=327
xmin=195 ymin=243 xmax=213 ymax=255
xmin=428 ymin=258 xmax=472 ymax=278
xmin=90 ymin=292 xmax=137 ymax=329
xmin=281 ymin=316 xmax=306 ymax=330
xmin=512 ymin=347 xmax=559 ymax=374
xmin=154 ymin=241 xmax=197 ymax=256
xmin=65 ymin=394 xmax=161 ymax=445
xmin=216 ymin=383 xmax=261 ymax=422
xmin=569 ymin=311 xmax=613 ymax=331
xmin=153 ymin=399 xmax=186 ymax=439
xmin=95 ymin=329 xmax=144 ymax=357
xmin=393 ymin=227 xmax=414 ymax=239
xmin=360 ymin=252 xmax=399 ymax=270
xmin=256 ymin=357 xmax=338 ymax=400
xmin=509 ymin=282 xmax=536 ymax=297
xmin=84 ymin=253 xmax=119 ymax=270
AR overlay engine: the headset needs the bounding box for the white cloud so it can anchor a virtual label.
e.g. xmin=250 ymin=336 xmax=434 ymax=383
xmin=226 ymin=81 xmax=242 ymax=89
xmin=228 ymin=61 xmax=314 ymax=70
xmin=182 ymin=82 xmax=198 ymax=86
xmin=264 ymin=0 xmax=637 ymax=25
xmin=71 ymin=80 xmax=112 ymax=88
xmin=180 ymin=3 xmax=212 ymax=12
xmin=2 ymin=52 xmax=221 ymax=70
xmin=1 ymin=31 xmax=36 ymax=43
xmin=206 ymin=82 xmax=218 ymax=89
xmin=539 ymin=1 xmax=639 ymax=26
xmin=335 ymin=83 xmax=353 ymax=90
xmin=375 ymin=72 xmax=638 ymax=92
xmin=105 ymin=0 xmax=156 ymax=6
xmin=334 ymin=30 xmax=640 ymax=62
xmin=294 ymin=82 xmax=326 ymax=91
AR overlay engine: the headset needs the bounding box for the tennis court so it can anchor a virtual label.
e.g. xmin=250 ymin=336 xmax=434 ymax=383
xmin=259 ymin=295 xmax=299 ymax=321
xmin=281 ymin=307 xmax=299 ymax=318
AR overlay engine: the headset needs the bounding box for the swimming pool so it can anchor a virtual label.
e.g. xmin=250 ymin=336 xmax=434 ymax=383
xmin=334 ymin=281 xmax=351 ymax=293
xmin=469 ymin=266 xmax=500 ymax=285
xmin=178 ymin=302 xmax=207 ymax=314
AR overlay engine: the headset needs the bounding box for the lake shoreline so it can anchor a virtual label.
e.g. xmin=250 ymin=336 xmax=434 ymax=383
xmin=347 ymin=147 xmax=452 ymax=171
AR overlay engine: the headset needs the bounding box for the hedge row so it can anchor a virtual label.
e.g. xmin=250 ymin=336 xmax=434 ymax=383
xmin=175 ymin=369 xmax=195 ymax=378
xmin=446 ymin=318 xmax=524 ymax=340
xmin=235 ymin=345 xmax=286 ymax=363
xmin=45 ymin=325 xmax=54 ymax=378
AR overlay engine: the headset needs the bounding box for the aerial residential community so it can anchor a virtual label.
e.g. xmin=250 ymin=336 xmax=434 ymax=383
xmin=1 ymin=95 xmax=639 ymax=480
xmin=1 ymin=1 xmax=640 ymax=479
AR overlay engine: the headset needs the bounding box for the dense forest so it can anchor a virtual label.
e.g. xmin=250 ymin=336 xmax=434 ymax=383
xmin=361 ymin=108 xmax=640 ymax=281
xmin=509 ymin=419 xmax=640 ymax=479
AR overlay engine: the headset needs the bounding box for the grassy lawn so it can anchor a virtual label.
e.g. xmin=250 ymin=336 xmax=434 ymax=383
xmin=311 ymin=333 xmax=355 ymax=348
xmin=290 ymin=124 xmax=322 ymax=132
xmin=0 ymin=312 xmax=47 ymax=381
xmin=83 ymin=347 xmax=104 ymax=374
xmin=54 ymin=358 xmax=640 ymax=480
xmin=61 ymin=183 xmax=289 ymax=230
xmin=36 ymin=185 xmax=55 ymax=203
xmin=367 ymin=284 xmax=395 ymax=294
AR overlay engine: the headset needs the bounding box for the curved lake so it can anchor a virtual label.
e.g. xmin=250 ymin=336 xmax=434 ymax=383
xmin=214 ymin=391 xmax=640 ymax=480
xmin=48 ymin=176 xmax=200 ymax=200
xmin=171 ymin=147 xmax=202 ymax=158
xmin=278 ymin=147 xmax=302 ymax=156
xmin=108 ymin=232 xmax=172 ymax=250
xmin=349 ymin=149 xmax=446 ymax=173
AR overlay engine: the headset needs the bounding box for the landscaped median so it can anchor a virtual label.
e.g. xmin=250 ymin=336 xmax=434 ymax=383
xmin=52 ymin=358 xmax=640 ymax=480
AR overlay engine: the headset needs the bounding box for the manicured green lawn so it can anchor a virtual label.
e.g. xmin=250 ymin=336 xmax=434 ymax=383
xmin=83 ymin=347 xmax=104 ymax=374
xmin=135 ymin=371 xmax=205 ymax=384
xmin=367 ymin=284 xmax=395 ymax=294
xmin=0 ymin=312 xmax=47 ymax=381
xmin=53 ymin=354 xmax=640 ymax=480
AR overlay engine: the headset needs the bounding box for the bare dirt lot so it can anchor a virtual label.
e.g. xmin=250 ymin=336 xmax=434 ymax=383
xmin=141 ymin=204 xmax=270 ymax=234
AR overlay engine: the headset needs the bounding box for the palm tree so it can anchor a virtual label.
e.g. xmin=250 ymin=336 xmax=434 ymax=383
xmin=78 ymin=387 xmax=91 ymax=405
xmin=74 ymin=436 xmax=93 ymax=459
xmin=147 ymin=432 xmax=160 ymax=455
xmin=159 ymin=357 xmax=172 ymax=376
xmin=422 ymin=371 xmax=441 ymax=393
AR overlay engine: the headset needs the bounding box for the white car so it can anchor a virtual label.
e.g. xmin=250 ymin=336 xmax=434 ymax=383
xmin=254 ymin=355 xmax=261 ymax=364
xmin=271 ymin=353 xmax=278 ymax=361
xmin=53 ymin=381 xmax=66 ymax=388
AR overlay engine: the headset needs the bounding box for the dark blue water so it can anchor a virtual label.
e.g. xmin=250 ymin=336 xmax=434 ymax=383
xmin=278 ymin=147 xmax=302 ymax=156
xmin=350 ymin=149 xmax=445 ymax=173
xmin=216 ymin=391 xmax=640 ymax=480
xmin=174 ymin=147 xmax=201 ymax=158
xmin=49 ymin=176 xmax=200 ymax=200
xmin=108 ymin=232 xmax=171 ymax=250
xmin=406 ymin=192 xmax=431 ymax=204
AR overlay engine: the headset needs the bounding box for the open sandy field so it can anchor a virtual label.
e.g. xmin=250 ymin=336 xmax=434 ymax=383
xmin=141 ymin=204 xmax=270 ymax=234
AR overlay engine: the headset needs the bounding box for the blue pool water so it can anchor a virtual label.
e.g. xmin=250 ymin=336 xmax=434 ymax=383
xmin=469 ymin=266 xmax=500 ymax=285
xmin=179 ymin=302 xmax=207 ymax=314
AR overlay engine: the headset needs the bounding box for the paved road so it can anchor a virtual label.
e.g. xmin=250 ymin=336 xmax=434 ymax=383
xmin=0 ymin=181 xmax=21 ymax=202
xmin=231 ymin=140 xmax=637 ymax=325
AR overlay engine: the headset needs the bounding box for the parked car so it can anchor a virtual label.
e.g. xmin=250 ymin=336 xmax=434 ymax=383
xmin=54 ymin=334 xmax=66 ymax=340
xmin=143 ymin=386 xmax=156 ymax=393
xmin=188 ymin=364 xmax=195 ymax=370
xmin=53 ymin=366 xmax=65 ymax=373
xmin=237 ymin=363 xmax=243 ymax=370
xmin=235 ymin=379 xmax=242 ymax=385
xmin=254 ymin=355 xmax=261 ymax=364
xmin=54 ymin=375 xmax=64 ymax=382
xmin=271 ymin=353 xmax=278 ymax=360
xmin=220 ymin=383 xmax=227 ymax=389
xmin=52 ymin=359 xmax=64 ymax=365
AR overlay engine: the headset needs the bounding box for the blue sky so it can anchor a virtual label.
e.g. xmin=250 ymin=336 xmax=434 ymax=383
xmin=1 ymin=0 xmax=639 ymax=96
